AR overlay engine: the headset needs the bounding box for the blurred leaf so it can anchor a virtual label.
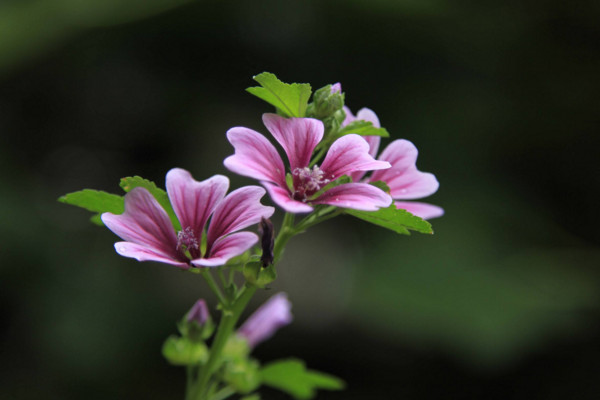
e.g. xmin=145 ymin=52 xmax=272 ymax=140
xmin=335 ymin=120 xmax=389 ymax=138
xmin=119 ymin=176 xmax=180 ymax=230
xmin=346 ymin=204 xmax=433 ymax=235
xmin=247 ymin=72 xmax=312 ymax=117
xmin=58 ymin=189 xmax=124 ymax=226
xmin=260 ymin=358 xmax=345 ymax=399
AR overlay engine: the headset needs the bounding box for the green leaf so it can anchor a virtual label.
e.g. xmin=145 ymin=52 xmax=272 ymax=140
xmin=246 ymin=72 xmax=312 ymax=117
xmin=335 ymin=120 xmax=390 ymax=138
xmin=58 ymin=189 xmax=124 ymax=226
xmin=346 ymin=203 xmax=433 ymax=235
xmin=260 ymin=358 xmax=345 ymax=400
xmin=119 ymin=176 xmax=180 ymax=231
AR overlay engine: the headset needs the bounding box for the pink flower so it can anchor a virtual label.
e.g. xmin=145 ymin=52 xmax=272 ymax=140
xmin=224 ymin=113 xmax=392 ymax=213
xmin=343 ymin=107 xmax=444 ymax=220
xmin=101 ymin=168 xmax=274 ymax=269
xmin=237 ymin=293 xmax=292 ymax=349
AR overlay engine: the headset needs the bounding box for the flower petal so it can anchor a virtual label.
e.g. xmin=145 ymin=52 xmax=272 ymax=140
xmin=101 ymin=187 xmax=180 ymax=260
xmin=262 ymin=182 xmax=314 ymax=213
xmin=355 ymin=107 xmax=381 ymax=156
xmin=395 ymin=201 xmax=445 ymax=220
xmin=206 ymin=186 xmax=274 ymax=248
xmin=342 ymin=106 xmax=356 ymax=126
xmin=313 ymin=183 xmax=392 ymax=211
xmin=320 ymin=134 xmax=390 ymax=179
xmin=113 ymin=242 xmax=189 ymax=268
xmin=262 ymin=113 xmax=323 ymax=171
xmin=370 ymin=139 xmax=440 ymax=199
xmin=166 ymin=169 xmax=229 ymax=240
xmin=192 ymin=232 xmax=258 ymax=267
xmin=237 ymin=292 xmax=292 ymax=348
xmin=224 ymin=127 xmax=287 ymax=188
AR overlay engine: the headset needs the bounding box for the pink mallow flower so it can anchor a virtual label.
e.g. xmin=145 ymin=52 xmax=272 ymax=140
xmin=101 ymin=168 xmax=274 ymax=268
xmin=224 ymin=113 xmax=392 ymax=213
xmin=343 ymin=106 xmax=444 ymax=220
xmin=237 ymin=293 xmax=292 ymax=349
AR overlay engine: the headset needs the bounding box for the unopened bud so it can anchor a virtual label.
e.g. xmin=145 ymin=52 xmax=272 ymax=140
xmin=182 ymin=299 xmax=214 ymax=340
xmin=186 ymin=299 xmax=210 ymax=325
xmin=330 ymin=82 xmax=342 ymax=94
xmin=311 ymin=84 xmax=345 ymax=119
xmin=259 ymin=217 xmax=274 ymax=267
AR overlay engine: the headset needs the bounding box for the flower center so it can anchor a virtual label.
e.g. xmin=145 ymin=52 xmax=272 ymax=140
xmin=292 ymin=165 xmax=331 ymax=201
xmin=176 ymin=227 xmax=199 ymax=253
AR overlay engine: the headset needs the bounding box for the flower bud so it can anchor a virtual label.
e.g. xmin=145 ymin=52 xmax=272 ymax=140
xmin=187 ymin=299 xmax=210 ymax=325
xmin=259 ymin=217 xmax=274 ymax=267
xmin=330 ymin=82 xmax=342 ymax=94
xmin=237 ymin=293 xmax=292 ymax=349
xmin=311 ymin=84 xmax=345 ymax=119
xmin=181 ymin=299 xmax=214 ymax=340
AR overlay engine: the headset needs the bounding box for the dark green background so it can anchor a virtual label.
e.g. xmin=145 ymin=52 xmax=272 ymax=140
xmin=1 ymin=1 xmax=599 ymax=399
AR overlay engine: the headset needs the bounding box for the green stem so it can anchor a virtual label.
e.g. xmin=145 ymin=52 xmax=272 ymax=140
xmin=208 ymin=386 xmax=236 ymax=400
xmin=295 ymin=208 xmax=341 ymax=232
xmin=272 ymin=213 xmax=295 ymax=264
xmin=185 ymin=366 xmax=194 ymax=400
xmin=309 ymin=146 xmax=327 ymax=167
xmin=217 ymin=268 xmax=227 ymax=288
xmin=200 ymin=269 xmax=227 ymax=306
xmin=194 ymin=285 xmax=258 ymax=400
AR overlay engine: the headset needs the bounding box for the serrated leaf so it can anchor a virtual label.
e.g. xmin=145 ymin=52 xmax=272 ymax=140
xmin=58 ymin=189 xmax=124 ymax=226
xmin=346 ymin=203 xmax=433 ymax=235
xmin=119 ymin=176 xmax=180 ymax=230
xmin=335 ymin=120 xmax=389 ymax=138
xmin=246 ymin=72 xmax=312 ymax=117
xmin=260 ymin=358 xmax=345 ymax=400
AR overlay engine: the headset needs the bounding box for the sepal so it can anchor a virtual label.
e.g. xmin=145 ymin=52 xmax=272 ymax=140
xmin=243 ymin=261 xmax=277 ymax=287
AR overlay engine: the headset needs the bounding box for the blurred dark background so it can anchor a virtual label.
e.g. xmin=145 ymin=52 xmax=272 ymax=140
xmin=1 ymin=0 xmax=600 ymax=399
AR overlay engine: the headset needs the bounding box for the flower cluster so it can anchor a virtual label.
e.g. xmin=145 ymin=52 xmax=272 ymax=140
xmin=61 ymin=73 xmax=443 ymax=400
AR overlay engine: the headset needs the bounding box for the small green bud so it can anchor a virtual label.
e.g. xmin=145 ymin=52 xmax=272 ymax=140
xmin=162 ymin=336 xmax=209 ymax=366
xmin=178 ymin=299 xmax=215 ymax=340
xmin=310 ymin=84 xmax=345 ymax=119
xmin=222 ymin=357 xmax=261 ymax=394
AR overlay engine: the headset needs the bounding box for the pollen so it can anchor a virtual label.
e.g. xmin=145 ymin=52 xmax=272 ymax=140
xmin=176 ymin=227 xmax=199 ymax=251
xmin=293 ymin=166 xmax=330 ymax=191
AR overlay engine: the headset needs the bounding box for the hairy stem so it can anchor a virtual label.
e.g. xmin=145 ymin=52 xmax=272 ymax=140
xmin=194 ymin=285 xmax=258 ymax=400
xmin=272 ymin=213 xmax=295 ymax=264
